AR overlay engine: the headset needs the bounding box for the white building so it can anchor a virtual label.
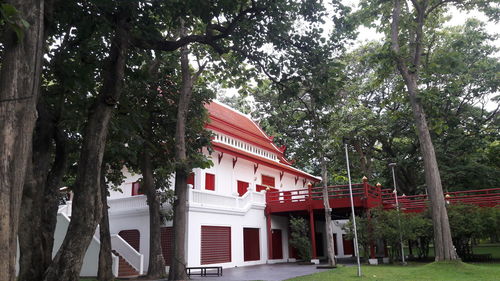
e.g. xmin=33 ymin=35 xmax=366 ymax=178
xmin=56 ymin=101 xmax=356 ymax=278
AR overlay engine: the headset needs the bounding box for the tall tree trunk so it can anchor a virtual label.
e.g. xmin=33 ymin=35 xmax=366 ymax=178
xmin=168 ymin=32 xmax=194 ymax=281
xmin=142 ymin=136 xmax=167 ymax=278
xmin=0 ymin=1 xmax=45 ymax=280
xmin=98 ymin=166 xmax=114 ymax=281
xmin=390 ymin=0 xmax=457 ymax=261
xmin=320 ymin=157 xmax=336 ymax=267
xmin=18 ymin=101 xmax=54 ymax=281
xmin=43 ymin=9 xmax=130 ymax=281
xmin=406 ymin=80 xmax=457 ymax=260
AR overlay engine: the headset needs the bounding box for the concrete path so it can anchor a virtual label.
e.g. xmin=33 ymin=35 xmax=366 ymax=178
xmin=186 ymin=263 xmax=332 ymax=281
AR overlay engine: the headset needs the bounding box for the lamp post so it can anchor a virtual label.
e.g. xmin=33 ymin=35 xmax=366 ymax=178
xmin=344 ymin=139 xmax=362 ymax=277
xmin=389 ymin=163 xmax=406 ymax=265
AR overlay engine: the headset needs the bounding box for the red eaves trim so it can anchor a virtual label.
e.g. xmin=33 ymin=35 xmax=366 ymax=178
xmin=212 ymin=142 xmax=320 ymax=182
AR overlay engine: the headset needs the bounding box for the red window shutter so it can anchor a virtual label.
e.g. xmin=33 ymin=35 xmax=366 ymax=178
xmin=187 ymin=172 xmax=195 ymax=187
xmin=161 ymin=227 xmax=173 ymax=265
xmin=205 ymin=173 xmax=215 ymax=191
xmin=271 ymin=229 xmax=283 ymax=259
xmin=237 ymin=181 xmax=249 ymax=196
xmin=118 ymin=229 xmax=140 ymax=252
xmin=201 ymin=226 xmax=231 ymax=264
xmin=261 ymin=175 xmax=275 ymax=187
xmin=243 ymin=228 xmax=260 ymax=261
xmin=256 ymin=184 xmax=266 ymax=192
xmin=131 ymin=182 xmax=143 ymax=196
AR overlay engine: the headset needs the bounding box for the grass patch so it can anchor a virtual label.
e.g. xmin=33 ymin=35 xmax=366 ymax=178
xmin=286 ymin=261 xmax=500 ymax=281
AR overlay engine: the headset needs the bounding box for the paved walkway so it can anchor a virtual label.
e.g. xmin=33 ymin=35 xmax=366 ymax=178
xmin=186 ymin=263 xmax=332 ymax=281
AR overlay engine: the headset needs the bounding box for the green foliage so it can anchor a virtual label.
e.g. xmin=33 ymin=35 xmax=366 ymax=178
xmin=289 ymin=216 xmax=311 ymax=261
xmin=448 ymin=204 xmax=500 ymax=258
xmin=0 ymin=3 xmax=30 ymax=41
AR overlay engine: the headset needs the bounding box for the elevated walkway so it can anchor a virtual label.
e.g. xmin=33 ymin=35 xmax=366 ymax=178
xmin=266 ymin=180 xmax=500 ymax=214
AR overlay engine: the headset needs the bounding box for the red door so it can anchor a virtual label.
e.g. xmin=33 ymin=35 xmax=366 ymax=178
xmin=342 ymin=234 xmax=354 ymax=255
xmin=201 ymin=226 xmax=231 ymax=264
xmin=243 ymin=228 xmax=260 ymax=261
xmin=161 ymin=227 xmax=173 ymax=265
xmin=119 ymin=229 xmax=140 ymax=252
xmin=271 ymin=229 xmax=283 ymax=259
xmin=237 ymin=181 xmax=249 ymax=196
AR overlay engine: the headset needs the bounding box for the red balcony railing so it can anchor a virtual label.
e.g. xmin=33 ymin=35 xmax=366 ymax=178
xmin=266 ymin=183 xmax=500 ymax=214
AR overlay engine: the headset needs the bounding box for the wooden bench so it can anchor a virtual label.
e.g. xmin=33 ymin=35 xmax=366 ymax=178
xmin=186 ymin=266 xmax=223 ymax=277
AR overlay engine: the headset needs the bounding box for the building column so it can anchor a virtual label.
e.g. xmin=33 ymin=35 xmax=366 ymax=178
xmin=308 ymin=209 xmax=317 ymax=259
xmin=266 ymin=212 xmax=273 ymax=259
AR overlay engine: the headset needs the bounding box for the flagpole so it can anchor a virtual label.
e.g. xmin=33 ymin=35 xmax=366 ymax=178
xmin=344 ymin=139 xmax=361 ymax=277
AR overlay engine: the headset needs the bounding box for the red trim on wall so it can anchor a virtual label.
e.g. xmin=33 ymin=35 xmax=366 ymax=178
xmin=212 ymin=143 xmax=320 ymax=182
xmin=205 ymin=173 xmax=215 ymax=191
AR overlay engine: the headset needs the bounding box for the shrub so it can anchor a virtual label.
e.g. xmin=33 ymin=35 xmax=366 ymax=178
xmin=289 ymin=216 xmax=311 ymax=261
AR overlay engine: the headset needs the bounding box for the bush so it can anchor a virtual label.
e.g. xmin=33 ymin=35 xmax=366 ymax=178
xmin=289 ymin=216 xmax=311 ymax=261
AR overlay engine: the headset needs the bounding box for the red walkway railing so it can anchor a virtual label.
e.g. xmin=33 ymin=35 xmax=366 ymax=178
xmin=266 ymin=182 xmax=500 ymax=214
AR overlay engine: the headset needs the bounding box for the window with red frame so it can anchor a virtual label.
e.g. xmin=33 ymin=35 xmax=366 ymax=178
xmin=205 ymin=173 xmax=215 ymax=191
xmin=261 ymin=175 xmax=275 ymax=187
xmin=131 ymin=182 xmax=143 ymax=196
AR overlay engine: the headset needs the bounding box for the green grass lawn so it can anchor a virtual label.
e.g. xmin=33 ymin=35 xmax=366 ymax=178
xmin=287 ymin=261 xmax=500 ymax=281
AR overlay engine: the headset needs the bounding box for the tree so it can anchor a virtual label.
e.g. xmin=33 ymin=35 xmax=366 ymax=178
xmin=0 ymin=1 xmax=46 ymax=280
xmin=289 ymin=216 xmax=311 ymax=261
xmin=355 ymin=0 xmax=498 ymax=260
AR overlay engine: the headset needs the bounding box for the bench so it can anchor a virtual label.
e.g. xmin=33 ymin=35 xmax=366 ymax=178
xmin=186 ymin=266 xmax=223 ymax=277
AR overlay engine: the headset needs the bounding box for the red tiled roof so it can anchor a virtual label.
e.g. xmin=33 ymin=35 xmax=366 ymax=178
xmin=205 ymin=101 xmax=284 ymax=157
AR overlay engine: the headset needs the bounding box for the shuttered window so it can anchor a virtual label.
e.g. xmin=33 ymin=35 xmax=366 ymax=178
xmin=201 ymin=226 xmax=231 ymax=264
xmin=205 ymin=173 xmax=215 ymax=191
xmin=187 ymin=172 xmax=195 ymax=187
xmin=161 ymin=227 xmax=173 ymax=265
xmin=262 ymin=175 xmax=275 ymax=187
xmin=119 ymin=229 xmax=140 ymax=252
xmin=131 ymin=182 xmax=143 ymax=196
xmin=237 ymin=181 xmax=249 ymax=196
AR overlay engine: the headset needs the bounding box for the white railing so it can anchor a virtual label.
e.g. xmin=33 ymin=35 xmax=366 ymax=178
xmin=111 ymin=234 xmax=144 ymax=275
xmin=111 ymin=253 xmax=119 ymax=277
xmin=57 ymin=201 xmax=72 ymax=216
xmin=108 ymin=195 xmax=147 ymax=212
xmin=189 ymin=188 xmax=266 ymax=210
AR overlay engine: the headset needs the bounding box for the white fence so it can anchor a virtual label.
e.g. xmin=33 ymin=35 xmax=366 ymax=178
xmin=108 ymin=195 xmax=148 ymax=212
xmin=189 ymin=188 xmax=265 ymax=209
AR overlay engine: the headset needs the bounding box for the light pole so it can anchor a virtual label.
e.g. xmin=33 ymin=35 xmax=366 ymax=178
xmin=389 ymin=163 xmax=406 ymax=265
xmin=344 ymin=139 xmax=361 ymax=277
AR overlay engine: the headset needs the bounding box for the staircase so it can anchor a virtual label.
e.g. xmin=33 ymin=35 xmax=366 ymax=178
xmin=112 ymin=250 xmax=139 ymax=278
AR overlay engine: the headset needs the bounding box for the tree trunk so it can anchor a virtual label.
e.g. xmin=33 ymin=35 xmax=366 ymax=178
xmin=320 ymin=157 xmax=336 ymax=267
xmin=406 ymin=80 xmax=458 ymax=261
xmin=43 ymin=10 xmax=130 ymax=281
xmin=0 ymin=1 xmax=45 ymax=280
xmin=142 ymin=138 xmax=167 ymax=278
xmin=390 ymin=0 xmax=457 ymax=261
xmin=98 ymin=167 xmax=114 ymax=281
xmin=18 ymin=101 xmax=54 ymax=281
xmin=168 ymin=34 xmax=193 ymax=281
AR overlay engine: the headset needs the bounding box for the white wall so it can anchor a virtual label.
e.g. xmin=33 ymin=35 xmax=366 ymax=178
xmin=52 ymin=214 xmax=101 ymax=277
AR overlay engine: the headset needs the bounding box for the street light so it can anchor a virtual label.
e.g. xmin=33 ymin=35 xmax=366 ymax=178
xmin=389 ymin=163 xmax=406 ymax=265
xmin=344 ymin=138 xmax=362 ymax=277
